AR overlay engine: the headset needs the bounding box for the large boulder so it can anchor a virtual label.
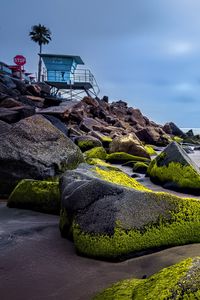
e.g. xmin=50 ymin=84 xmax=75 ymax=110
xmin=163 ymin=122 xmax=185 ymax=137
xmin=60 ymin=164 xmax=200 ymax=260
xmin=0 ymin=114 xmax=84 ymax=196
xmin=8 ymin=179 xmax=60 ymax=214
xmin=109 ymin=133 xmax=150 ymax=158
xmin=147 ymin=141 xmax=200 ymax=194
xmin=94 ymin=257 xmax=200 ymax=299
xmin=136 ymin=126 xmax=170 ymax=146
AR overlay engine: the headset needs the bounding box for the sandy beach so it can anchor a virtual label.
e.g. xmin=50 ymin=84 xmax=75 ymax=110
xmin=0 ymin=202 xmax=199 ymax=300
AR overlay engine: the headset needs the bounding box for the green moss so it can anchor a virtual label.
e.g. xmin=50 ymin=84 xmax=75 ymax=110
xmin=101 ymin=136 xmax=113 ymax=143
xmin=94 ymin=167 xmax=150 ymax=191
xmin=84 ymin=147 xmax=107 ymax=160
xmin=8 ymin=179 xmax=60 ymax=214
xmin=94 ymin=258 xmax=200 ymax=300
xmin=106 ymin=152 xmax=150 ymax=164
xmin=144 ymin=145 xmax=157 ymax=156
xmin=87 ymin=158 xmax=121 ymax=170
xmin=77 ymin=140 xmax=97 ymax=152
xmin=93 ymin=278 xmax=141 ymax=300
xmin=172 ymin=136 xmax=183 ymax=143
xmin=148 ymin=160 xmax=200 ymax=191
xmin=73 ymin=192 xmax=200 ymax=259
xmin=133 ymin=162 xmax=149 ymax=173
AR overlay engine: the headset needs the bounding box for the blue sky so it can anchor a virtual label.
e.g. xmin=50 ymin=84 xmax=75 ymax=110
xmin=1 ymin=0 xmax=200 ymax=127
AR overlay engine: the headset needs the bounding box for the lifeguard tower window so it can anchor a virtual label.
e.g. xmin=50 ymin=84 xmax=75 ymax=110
xmin=40 ymin=54 xmax=100 ymax=100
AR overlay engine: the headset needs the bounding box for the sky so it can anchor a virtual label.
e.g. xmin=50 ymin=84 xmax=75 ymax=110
xmin=1 ymin=0 xmax=200 ymax=127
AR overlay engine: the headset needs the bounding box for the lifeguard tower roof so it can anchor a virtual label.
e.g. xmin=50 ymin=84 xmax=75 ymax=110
xmin=39 ymin=53 xmax=84 ymax=65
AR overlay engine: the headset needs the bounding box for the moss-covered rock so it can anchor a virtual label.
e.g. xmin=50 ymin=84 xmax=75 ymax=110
xmin=8 ymin=179 xmax=60 ymax=214
xmin=144 ymin=144 xmax=157 ymax=156
xmin=76 ymin=135 xmax=102 ymax=152
xmin=60 ymin=164 xmax=200 ymax=260
xmin=148 ymin=142 xmax=200 ymax=194
xmin=133 ymin=162 xmax=149 ymax=174
xmin=84 ymin=147 xmax=107 ymax=160
xmin=106 ymin=152 xmax=150 ymax=164
xmin=100 ymin=136 xmax=112 ymax=148
xmin=93 ymin=257 xmax=200 ymax=299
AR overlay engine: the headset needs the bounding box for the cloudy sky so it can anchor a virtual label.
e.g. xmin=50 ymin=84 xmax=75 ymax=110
xmin=1 ymin=0 xmax=200 ymax=127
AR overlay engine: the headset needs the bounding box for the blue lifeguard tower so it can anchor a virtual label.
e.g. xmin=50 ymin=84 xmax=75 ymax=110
xmin=40 ymin=54 xmax=100 ymax=100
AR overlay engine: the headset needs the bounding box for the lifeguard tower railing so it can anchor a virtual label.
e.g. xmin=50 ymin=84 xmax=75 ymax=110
xmin=40 ymin=54 xmax=100 ymax=100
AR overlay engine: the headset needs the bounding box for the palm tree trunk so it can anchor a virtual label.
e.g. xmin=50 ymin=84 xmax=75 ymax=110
xmin=38 ymin=44 xmax=42 ymax=82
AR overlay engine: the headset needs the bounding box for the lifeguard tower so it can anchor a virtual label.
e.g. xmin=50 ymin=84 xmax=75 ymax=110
xmin=40 ymin=54 xmax=100 ymax=100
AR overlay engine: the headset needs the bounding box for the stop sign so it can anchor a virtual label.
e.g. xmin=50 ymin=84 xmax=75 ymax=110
xmin=14 ymin=55 xmax=26 ymax=66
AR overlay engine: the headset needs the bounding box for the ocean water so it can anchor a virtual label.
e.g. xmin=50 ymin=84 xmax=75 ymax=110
xmin=181 ymin=128 xmax=200 ymax=135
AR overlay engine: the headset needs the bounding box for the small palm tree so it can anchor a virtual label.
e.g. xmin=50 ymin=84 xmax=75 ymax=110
xmin=29 ymin=24 xmax=52 ymax=82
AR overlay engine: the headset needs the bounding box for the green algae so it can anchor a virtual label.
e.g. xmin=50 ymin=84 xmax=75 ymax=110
xmin=148 ymin=160 xmax=200 ymax=191
xmin=72 ymin=192 xmax=200 ymax=259
xmin=144 ymin=145 xmax=157 ymax=156
xmin=77 ymin=140 xmax=98 ymax=152
xmin=8 ymin=179 xmax=60 ymax=214
xmin=93 ymin=258 xmax=200 ymax=300
xmin=84 ymin=147 xmax=107 ymax=160
xmin=133 ymin=162 xmax=149 ymax=173
xmin=106 ymin=152 xmax=150 ymax=164
xmin=86 ymin=158 xmax=120 ymax=170
xmin=94 ymin=167 xmax=150 ymax=191
xmin=172 ymin=136 xmax=183 ymax=143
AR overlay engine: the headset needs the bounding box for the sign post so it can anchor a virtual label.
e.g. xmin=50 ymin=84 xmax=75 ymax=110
xmin=13 ymin=55 xmax=26 ymax=80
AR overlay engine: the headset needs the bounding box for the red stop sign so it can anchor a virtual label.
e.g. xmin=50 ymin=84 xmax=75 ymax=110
xmin=14 ymin=55 xmax=26 ymax=66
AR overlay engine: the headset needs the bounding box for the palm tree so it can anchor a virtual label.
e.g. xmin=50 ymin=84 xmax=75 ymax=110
xmin=29 ymin=24 xmax=52 ymax=82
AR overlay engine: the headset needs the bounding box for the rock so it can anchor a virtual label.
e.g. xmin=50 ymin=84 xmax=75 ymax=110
xmin=0 ymin=75 xmax=16 ymax=89
xmin=44 ymin=96 xmax=62 ymax=107
xmin=36 ymin=82 xmax=51 ymax=96
xmin=0 ymin=82 xmax=19 ymax=97
xmin=106 ymin=152 xmax=150 ymax=164
xmin=60 ymin=164 xmax=200 ymax=259
xmin=0 ymin=120 xmax=12 ymax=135
xmin=186 ymin=129 xmax=194 ymax=137
xmin=26 ymin=84 xmax=41 ymax=96
xmin=136 ymin=127 xmax=170 ymax=146
xmin=101 ymin=95 xmax=109 ymax=103
xmin=75 ymin=135 xmax=102 ymax=152
xmin=0 ymin=97 xmax=22 ymax=108
xmin=8 ymin=179 xmax=60 ymax=214
xmin=0 ymin=114 xmax=84 ymax=196
xmin=42 ymin=114 xmax=68 ymax=136
xmin=82 ymin=96 xmax=99 ymax=107
xmin=11 ymin=77 xmax=28 ymax=95
xmin=94 ymin=257 xmax=200 ymax=299
xmin=0 ymin=107 xmax=19 ymax=123
xmin=84 ymin=147 xmax=107 ymax=161
xmin=11 ymin=105 xmax=35 ymax=120
xmin=147 ymin=142 xmax=200 ymax=194
xmin=25 ymin=95 xmax=45 ymax=107
xmin=109 ymin=133 xmax=150 ymax=158
xmin=18 ymin=95 xmax=37 ymax=107
xmin=163 ymin=122 xmax=185 ymax=137
xmin=132 ymin=162 xmax=149 ymax=174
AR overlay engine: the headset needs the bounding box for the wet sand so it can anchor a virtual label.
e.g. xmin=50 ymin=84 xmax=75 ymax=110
xmin=0 ymin=203 xmax=200 ymax=300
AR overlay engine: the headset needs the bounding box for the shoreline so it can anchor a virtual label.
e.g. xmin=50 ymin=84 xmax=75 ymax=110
xmin=0 ymin=202 xmax=200 ymax=300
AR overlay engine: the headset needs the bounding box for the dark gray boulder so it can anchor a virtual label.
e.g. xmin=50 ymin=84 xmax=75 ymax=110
xmin=60 ymin=164 xmax=200 ymax=260
xmin=0 ymin=114 xmax=84 ymax=196
xmin=163 ymin=122 xmax=185 ymax=137
xmin=42 ymin=114 xmax=68 ymax=136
